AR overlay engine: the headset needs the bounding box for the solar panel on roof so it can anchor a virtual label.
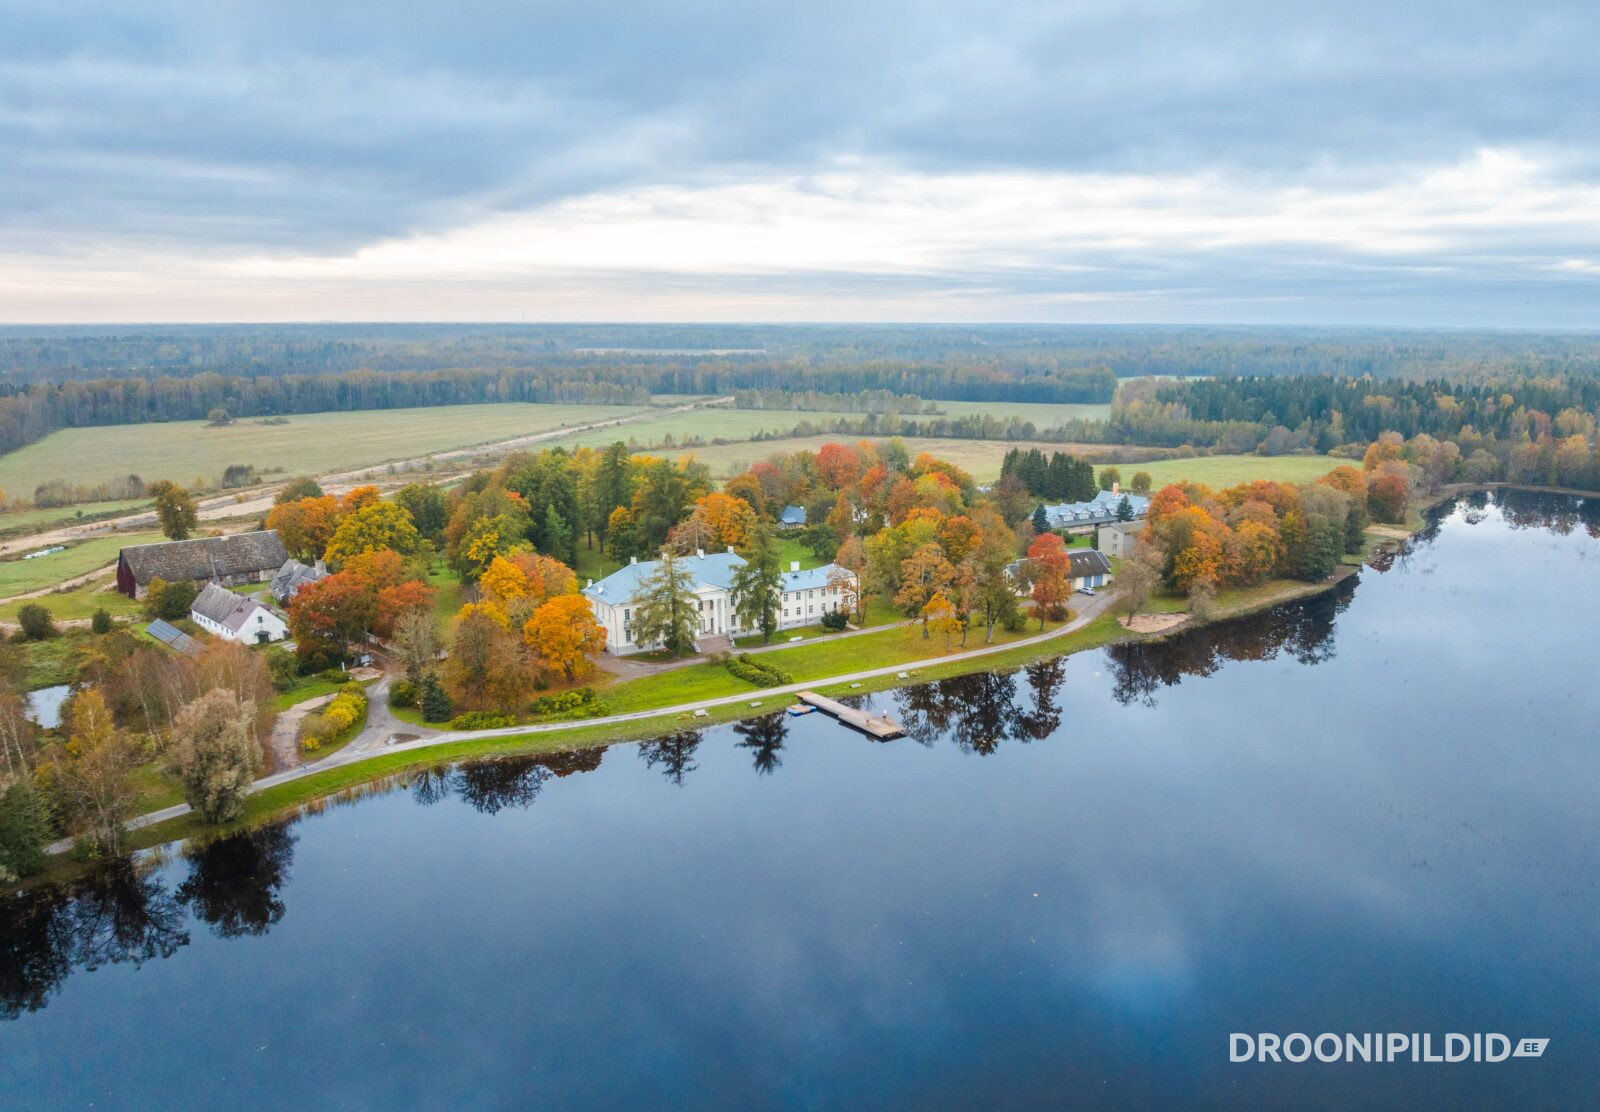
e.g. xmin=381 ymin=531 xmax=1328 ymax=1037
xmin=146 ymin=619 xmax=201 ymax=657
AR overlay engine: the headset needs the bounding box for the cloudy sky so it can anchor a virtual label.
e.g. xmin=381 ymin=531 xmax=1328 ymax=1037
xmin=2 ymin=0 xmax=1597 ymax=325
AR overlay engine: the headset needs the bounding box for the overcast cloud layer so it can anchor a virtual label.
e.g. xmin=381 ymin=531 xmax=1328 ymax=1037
xmin=2 ymin=0 xmax=1597 ymax=325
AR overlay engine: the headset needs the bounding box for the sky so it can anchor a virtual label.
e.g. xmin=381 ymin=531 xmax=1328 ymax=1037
xmin=1 ymin=0 xmax=1597 ymax=326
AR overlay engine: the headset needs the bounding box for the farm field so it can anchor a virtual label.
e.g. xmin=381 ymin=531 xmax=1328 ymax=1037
xmin=0 ymin=402 xmax=652 ymax=495
xmin=527 ymin=405 xmax=862 ymax=455
xmin=669 ymin=435 xmax=1114 ymax=479
xmin=931 ymin=400 xmax=1113 ymax=425
xmin=1127 ymin=454 xmax=1343 ymax=490
xmin=0 ymin=532 xmax=162 ymax=597
xmin=0 ymin=580 xmax=141 ymax=623
xmin=0 ymin=498 xmax=150 ymax=534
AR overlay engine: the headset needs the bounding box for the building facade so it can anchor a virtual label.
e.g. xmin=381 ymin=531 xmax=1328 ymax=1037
xmin=582 ymin=548 xmax=857 ymax=654
xmin=1038 ymin=488 xmax=1150 ymax=535
xmin=190 ymin=582 xmax=290 ymax=644
xmin=1099 ymin=520 xmax=1142 ymax=558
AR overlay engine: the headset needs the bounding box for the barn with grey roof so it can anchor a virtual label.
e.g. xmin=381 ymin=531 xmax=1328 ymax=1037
xmin=115 ymin=530 xmax=289 ymax=599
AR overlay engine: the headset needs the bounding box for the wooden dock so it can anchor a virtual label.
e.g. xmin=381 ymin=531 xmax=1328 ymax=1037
xmin=795 ymin=691 xmax=904 ymax=739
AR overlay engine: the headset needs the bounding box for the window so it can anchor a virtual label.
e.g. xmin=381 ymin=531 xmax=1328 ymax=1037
xmin=624 ymin=608 xmax=631 ymax=621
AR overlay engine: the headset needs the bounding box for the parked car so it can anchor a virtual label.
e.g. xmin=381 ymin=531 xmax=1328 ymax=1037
xmin=1076 ymin=586 xmax=1096 ymax=596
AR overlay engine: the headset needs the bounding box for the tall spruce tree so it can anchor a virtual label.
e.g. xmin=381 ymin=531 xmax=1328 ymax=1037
xmin=629 ymin=551 xmax=700 ymax=656
xmin=730 ymin=524 xmax=783 ymax=643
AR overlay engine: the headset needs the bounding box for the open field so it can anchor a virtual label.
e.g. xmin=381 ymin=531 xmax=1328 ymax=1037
xmin=0 ymin=532 xmax=161 ymax=597
xmin=671 ymin=435 xmax=1115 ymax=479
xmin=526 ymin=405 xmax=861 ymax=456
xmin=0 ymin=402 xmax=653 ymax=494
xmin=1126 ymin=454 xmax=1342 ymax=490
xmin=0 ymin=498 xmax=150 ymax=535
xmin=0 ymin=581 xmax=142 ymax=623
xmin=931 ymin=400 xmax=1113 ymax=425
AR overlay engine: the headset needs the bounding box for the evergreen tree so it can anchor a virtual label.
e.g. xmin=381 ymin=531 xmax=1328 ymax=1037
xmin=1031 ymin=504 xmax=1050 ymax=534
xmin=1116 ymin=495 xmax=1135 ymax=522
xmin=420 ymin=671 xmax=453 ymax=722
xmin=730 ymin=524 xmax=783 ymax=643
xmin=629 ymin=551 xmax=700 ymax=656
xmin=593 ymin=442 xmax=635 ymax=541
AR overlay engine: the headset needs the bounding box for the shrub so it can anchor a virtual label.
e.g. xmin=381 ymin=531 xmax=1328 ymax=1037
xmin=319 ymin=667 xmax=350 ymax=684
xmin=820 ymin=610 xmax=849 ymax=631
xmin=90 ymin=608 xmax=113 ymax=635
xmin=725 ymin=653 xmax=793 ymax=687
xmin=16 ymin=604 xmax=55 ymax=641
xmin=446 ymin=710 xmax=518 ymax=730
xmin=1001 ymin=610 xmax=1029 ymax=633
xmin=388 ymin=679 xmax=417 ymax=708
xmin=265 ymin=647 xmax=299 ymax=691
xmin=527 ymin=687 xmax=609 ymax=720
xmin=298 ymin=714 xmax=336 ymax=752
xmin=142 ymin=577 xmax=197 ymax=621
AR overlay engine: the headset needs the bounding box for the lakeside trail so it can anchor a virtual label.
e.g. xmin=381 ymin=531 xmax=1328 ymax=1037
xmin=0 ymin=397 xmax=729 ymax=559
xmin=49 ymin=592 xmax=1120 ymax=852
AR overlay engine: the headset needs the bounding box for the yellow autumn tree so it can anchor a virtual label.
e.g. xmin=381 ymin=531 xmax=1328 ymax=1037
xmin=523 ymin=594 xmax=607 ymax=683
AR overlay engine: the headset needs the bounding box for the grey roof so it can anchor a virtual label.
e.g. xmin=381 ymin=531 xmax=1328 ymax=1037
xmin=1039 ymin=490 xmax=1150 ymax=529
xmin=583 ymin=550 xmax=746 ymax=605
xmin=146 ymin=619 xmax=200 ymax=657
xmin=119 ymin=530 xmax=289 ymax=586
xmin=270 ymin=558 xmax=326 ymax=599
xmin=778 ymin=505 xmax=806 ymax=525
xmin=1067 ymin=550 xmax=1114 ymax=578
xmin=191 ymin=582 xmax=245 ymax=624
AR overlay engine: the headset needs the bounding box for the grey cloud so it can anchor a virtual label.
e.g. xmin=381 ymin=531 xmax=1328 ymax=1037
xmin=2 ymin=0 xmax=1597 ymax=253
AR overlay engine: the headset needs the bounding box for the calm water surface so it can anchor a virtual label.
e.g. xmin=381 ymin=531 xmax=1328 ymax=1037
xmin=2 ymin=491 xmax=1597 ymax=1109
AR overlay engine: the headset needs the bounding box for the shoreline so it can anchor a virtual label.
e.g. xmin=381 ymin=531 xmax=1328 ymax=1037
xmin=22 ymin=566 xmax=1362 ymax=891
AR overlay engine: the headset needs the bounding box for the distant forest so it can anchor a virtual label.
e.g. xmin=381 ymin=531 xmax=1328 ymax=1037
xmin=0 ymin=324 xmax=1599 ymax=466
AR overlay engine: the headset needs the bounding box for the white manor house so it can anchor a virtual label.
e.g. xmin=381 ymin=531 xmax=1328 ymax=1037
xmin=582 ymin=548 xmax=857 ymax=654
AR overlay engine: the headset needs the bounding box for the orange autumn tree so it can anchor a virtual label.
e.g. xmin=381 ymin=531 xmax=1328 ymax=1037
xmin=894 ymin=542 xmax=956 ymax=638
xmin=478 ymin=551 xmax=578 ymax=624
xmin=266 ymin=495 xmax=341 ymax=561
xmin=522 ymin=594 xmax=607 ymax=683
xmin=1026 ymin=532 xmax=1072 ymax=625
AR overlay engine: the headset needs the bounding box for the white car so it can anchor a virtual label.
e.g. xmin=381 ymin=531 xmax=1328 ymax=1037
xmin=1076 ymin=586 xmax=1096 ymax=596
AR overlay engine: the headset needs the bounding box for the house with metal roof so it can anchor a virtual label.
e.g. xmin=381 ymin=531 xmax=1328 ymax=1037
xmin=190 ymin=582 xmax=290 ymax=644
xmin=581 ymin=547 xmax=857 ymax=654
xmin=1006 ymin=549 xmax=1115 ymax=593
xmin=1036 ymin=489 xmax=1150 ymax=535
xmin=116 ymin=530 xmax=289 ymax=599
xmin=778 ymin=505 xmax=807 ymax=528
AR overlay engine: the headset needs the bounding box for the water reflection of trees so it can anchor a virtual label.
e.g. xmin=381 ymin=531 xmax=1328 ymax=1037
xmin=894 ymin=659 xmax=1067 ymax=755
xmin=1107 ymin=577 xmax=1354 ymax=708
xmin=0 ymin=863 xmax=190 ymax=1020
xmin=177 ymin=825 xmax=296 ymax=938
xmin=407 ymin=747 xmax=606 ymax=812
xmin=733 ymin=713 xmax=787 ymax=775
xmin=639 ymin=731 xmax=703 ymax=786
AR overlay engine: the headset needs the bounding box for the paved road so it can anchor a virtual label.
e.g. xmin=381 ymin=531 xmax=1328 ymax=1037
xmin=53 ymin=591 xmax=1117 ymax=850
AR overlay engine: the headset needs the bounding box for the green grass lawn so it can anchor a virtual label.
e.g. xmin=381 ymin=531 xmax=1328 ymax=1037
xmin=777 ymin=535 xmax=821 ymax=569
xmin=272 ymin=674 xmax=349 ymax=712
xmin=572 ymin=542 xmax=620 ymax=585
xmin=425 ymin=562 xmax=467 ymax=634
xmin=0 ymin=532 xmax=162 ymax=597
xmin=598 ymin=614 xmax=1066 ymax=715
xmin=0 ymin=582 xmax=142 ymax=623
xmin=0 ymin=403 xmax=653 ymax=494
xmin=1121 ymin=454 xmax=1342 ymax=491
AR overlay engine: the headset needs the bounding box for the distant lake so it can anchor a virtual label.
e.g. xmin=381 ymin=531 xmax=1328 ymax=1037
xmin=1 ymin=491 xmax=1595 ymax=1109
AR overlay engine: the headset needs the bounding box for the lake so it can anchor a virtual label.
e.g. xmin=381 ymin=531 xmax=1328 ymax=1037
xmin=2 ymin=491 xmax=1596 ymax=1109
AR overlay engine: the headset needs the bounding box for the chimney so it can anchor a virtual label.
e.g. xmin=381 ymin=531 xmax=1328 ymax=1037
xmin=1112 ymin=481 xmax=1120 ymax=495
xmin=726 ymin=545 xmax=734 ymax=554
xmin=585 ymin=578 xmax=593 ymax=588
xmin=696 ymin=548 xmax=705 ymax=559
xmin=790 ymin=560 xmax=800 ymax=572
xmin=629 ymin=555 xmax=637 ymax=565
